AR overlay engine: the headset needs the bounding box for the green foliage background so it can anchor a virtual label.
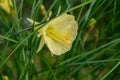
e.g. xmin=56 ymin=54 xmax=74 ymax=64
xmin=0 ymin=0 xmax=120 ymax=80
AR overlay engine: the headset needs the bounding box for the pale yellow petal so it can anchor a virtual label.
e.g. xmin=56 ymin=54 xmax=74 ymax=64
xmin=37 ymin=33 xmax=42 ymax=37
xmin=45 ymin=36 xmax=72 ymax=55
xmin=36 ymin=36 xmax=45 ymax=52
xmin=27 ymin=18 xmax=40 ymax=25
xmin=48 ymin=14 xmax=76 ymax=33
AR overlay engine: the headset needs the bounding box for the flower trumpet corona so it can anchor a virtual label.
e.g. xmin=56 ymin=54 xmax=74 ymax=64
xmin=27 ymin=14 xmax=78 ymax=55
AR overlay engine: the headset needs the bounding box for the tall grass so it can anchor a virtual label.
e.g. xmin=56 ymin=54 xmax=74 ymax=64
xmin=0 ymin=0 xmax=120 ymax=80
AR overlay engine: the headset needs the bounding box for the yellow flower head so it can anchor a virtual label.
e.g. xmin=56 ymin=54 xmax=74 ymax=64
xmin=27 ymin=14 xmax=78 ymax=55
xmin=2 ymin=75 xmax=9 ymax=80
xmin=0 ymin=0 xmax=13 ymax=14
xmin=0 ymin=0 xmax=16 ymax=19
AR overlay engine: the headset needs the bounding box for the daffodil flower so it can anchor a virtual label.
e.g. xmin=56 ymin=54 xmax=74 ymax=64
xmin=0 ymin=0 xmax=16 ymax=19
xmin=2 ymin=75 xmax=9 ymax=80
xmin=0 ymin=0 xmax=13 ymax=14
xmin=27 ymin=14 xmax=78 ymax=55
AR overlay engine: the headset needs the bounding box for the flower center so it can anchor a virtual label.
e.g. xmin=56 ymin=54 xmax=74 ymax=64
xmin=46 ymin=26 xmax=70 ymax=46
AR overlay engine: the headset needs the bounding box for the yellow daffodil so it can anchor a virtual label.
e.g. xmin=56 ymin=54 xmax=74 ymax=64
xmin=0 ymin=0 xmax=13 ymax=14
xmin=0 ymin=0 xmax=16 ymax=19
xmin=2 ymin=75 xmax=9 ymax=80
xmin=27 ymin=14 xmax=78 ymax=55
